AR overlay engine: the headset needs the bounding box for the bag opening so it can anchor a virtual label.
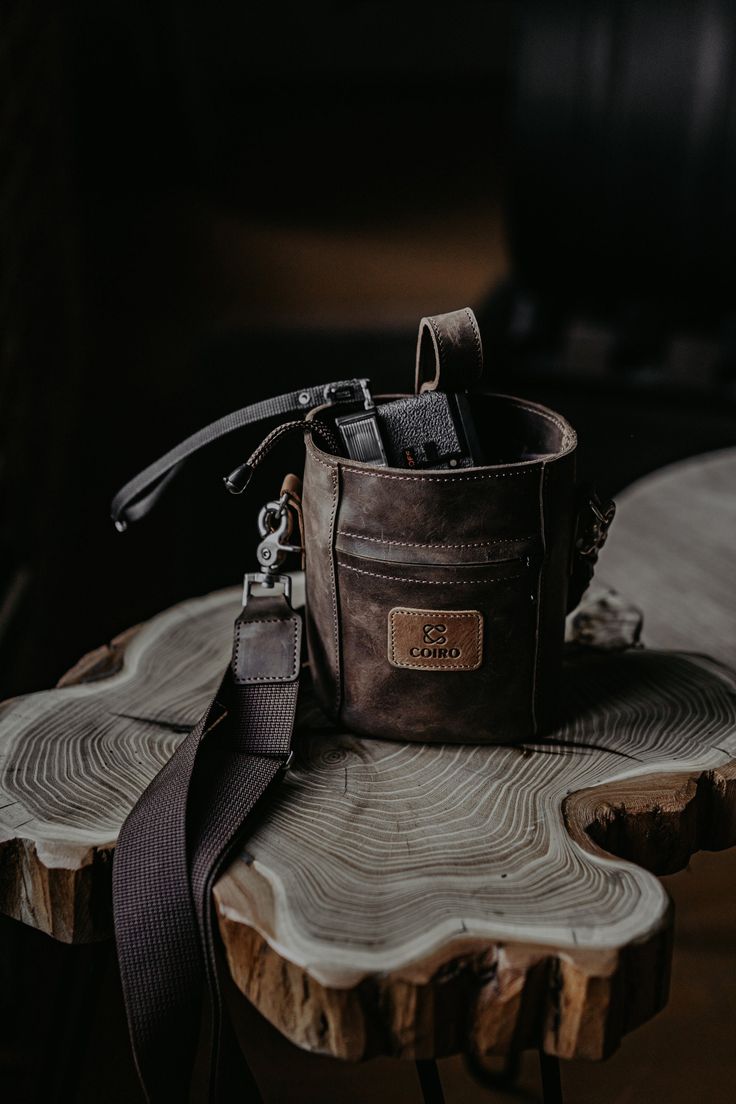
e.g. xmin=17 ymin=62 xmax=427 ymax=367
xmin=308 ymin=392 xmax=576 ymax=470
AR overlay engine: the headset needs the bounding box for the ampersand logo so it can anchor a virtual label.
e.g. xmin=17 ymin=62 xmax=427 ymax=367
xmin=423 ymin=624 xmax=448 ymax=645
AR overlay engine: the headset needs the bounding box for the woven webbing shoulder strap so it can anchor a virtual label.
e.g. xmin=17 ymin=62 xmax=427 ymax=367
xmin=113 ymin=591 xmax=301 ymax=1103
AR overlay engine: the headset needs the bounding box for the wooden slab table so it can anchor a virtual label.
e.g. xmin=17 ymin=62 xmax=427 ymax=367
xmin=1 ymin=449 xmax=735 ymax=1098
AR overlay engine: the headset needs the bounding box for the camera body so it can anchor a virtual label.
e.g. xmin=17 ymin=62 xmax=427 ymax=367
xmin=334 ymin=385 xmax=482 ymax=470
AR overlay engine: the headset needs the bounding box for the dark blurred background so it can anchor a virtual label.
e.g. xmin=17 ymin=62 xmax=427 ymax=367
xmin=2 ymin=0 xmax=735 ymax=696
xmin=3 ymin=5 xmax=736 ymax=1104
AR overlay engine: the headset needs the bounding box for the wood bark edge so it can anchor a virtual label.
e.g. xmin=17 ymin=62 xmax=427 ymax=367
xmin=217 ymin=760 xmax=736 ymax=1063
xmin=0 ymin=837 xmax=114 ymax=943
xmin=0 ymin=625 xmax=142 ymax=941
xmin=56 ymin=625 xmax=142 ymax=687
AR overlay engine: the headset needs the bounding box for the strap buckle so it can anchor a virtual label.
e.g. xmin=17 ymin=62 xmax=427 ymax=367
xmin=575 ymin=492 xmax=616 ymax=559
xmin=243 ymin=489 xmax=303 ymax=605
xmin=323 ymin=378 xmax=373 ymax=410
xmin=242 ymin=572 xmax=292 ymax=607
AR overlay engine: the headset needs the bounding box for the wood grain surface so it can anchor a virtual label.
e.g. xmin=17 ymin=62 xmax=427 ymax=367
xmin=217 ymin=647 xmax=736 ymax=1061
xmin=596 ymin=447 xmax=736 ymax=664
xmin=0 ymin=453 xmax=734 ymax=1065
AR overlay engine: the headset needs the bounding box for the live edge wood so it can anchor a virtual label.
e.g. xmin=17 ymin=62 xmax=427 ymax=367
xmin=215 ymin=650 xmax=736 ymax=1064
xmin=1 ymin=580 xmax=734 ymax=1066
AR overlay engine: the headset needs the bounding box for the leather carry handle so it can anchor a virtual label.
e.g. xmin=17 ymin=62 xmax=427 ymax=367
xmin=415 ymin=306 xmax=484 ymax=393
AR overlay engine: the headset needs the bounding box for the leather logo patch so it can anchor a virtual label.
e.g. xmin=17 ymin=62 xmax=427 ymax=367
xmin=388 ymin=608 xmax=483 ymax=672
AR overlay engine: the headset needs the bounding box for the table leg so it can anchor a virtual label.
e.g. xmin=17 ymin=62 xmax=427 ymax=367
xmin=539 ymin=1049 xmax=564 ymax=1104
xmin=464 ymin=1047 xmax=521 ymax=1090
xmin=416 ymin=1059 xmax=446 ymax=1104
xmin=35 ymin=940 xmax=111 ymax=1103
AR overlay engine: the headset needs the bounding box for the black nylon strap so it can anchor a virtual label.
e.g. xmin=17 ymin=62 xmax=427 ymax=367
xmin=110 ymin=379 xmax=366 ymax=531
xmin=113 ymin=592 xmax=302 ymax=1103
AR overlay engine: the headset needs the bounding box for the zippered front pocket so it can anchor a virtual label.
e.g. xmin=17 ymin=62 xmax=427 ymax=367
xmin=333 ymin=542 xmax=542 ymax=745
xmin=335 ymin=528 xmax=539 ymax=568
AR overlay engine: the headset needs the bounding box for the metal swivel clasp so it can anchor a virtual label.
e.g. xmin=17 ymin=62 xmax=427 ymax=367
xmin=243 ymin=492 xmax=302 ymax=606
xmin=256 ymin=494 xmax=302 ymax=572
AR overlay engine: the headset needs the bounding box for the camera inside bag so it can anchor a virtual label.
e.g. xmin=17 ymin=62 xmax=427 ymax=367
xmin=334 ymin=386 xmax=484 ymax=470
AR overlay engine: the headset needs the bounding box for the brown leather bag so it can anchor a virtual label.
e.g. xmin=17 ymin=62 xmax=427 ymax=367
xmin=302 ymin=309 xmax=605 ymax=744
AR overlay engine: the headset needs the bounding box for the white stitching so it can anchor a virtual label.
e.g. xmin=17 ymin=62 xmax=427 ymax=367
xmin=430 ymin=316 xmax=445 ymax=380
xmin=337 ymin=560 xmax=522 ymax=585
xmin=392 ymin=610 xmax=482 ymax=620
xmin=465 ymin=307 xmax=483 ymax=375
xmin=530 ymin=464 xmax=547 ymax=732
xmin=232 ymin=617 xmax=300 ymax=682
xmin=328 ymin=464 xmax=341 ymax=714
xmin=503 ymin=399 xmax=576 ymax=449
xmin=337 ymin=530 xmax=533 ymax=550
xmin=308 ymin=396 xmax=576 ymax=470
xmin=312 ymin=449 xmax=541 ymax=481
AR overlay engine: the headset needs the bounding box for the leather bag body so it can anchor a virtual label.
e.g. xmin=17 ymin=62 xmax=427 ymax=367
xmin=302 ymin=391 xmax=579 ymax=745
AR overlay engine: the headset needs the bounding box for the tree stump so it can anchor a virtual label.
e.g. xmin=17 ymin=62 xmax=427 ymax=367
xmin=1 ymin=451 xmax=735 ymax=1066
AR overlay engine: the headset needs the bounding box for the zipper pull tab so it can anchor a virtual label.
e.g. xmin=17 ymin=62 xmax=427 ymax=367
xmin=224 ymin=462 xmax=253 ymax=494
xmin=224 ymin=418 xmax=339 ymax=497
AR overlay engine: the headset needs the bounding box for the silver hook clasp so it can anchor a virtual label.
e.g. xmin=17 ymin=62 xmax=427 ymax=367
xmin=243 ymin=492 xmax=302 ymax=606
xmin=255 ymin=493 xmax=302 ymax=573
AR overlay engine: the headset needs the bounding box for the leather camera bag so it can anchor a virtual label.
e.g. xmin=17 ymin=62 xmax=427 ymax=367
xmin=109 ymin=308 xmax=613 ymax=1103
xmin=303 ymin=389 xmax=581 ymax=744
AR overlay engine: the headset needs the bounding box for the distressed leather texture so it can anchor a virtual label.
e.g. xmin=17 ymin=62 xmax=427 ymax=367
xmin=303 ymin=395 xmax=579 ymax=744
xmin=232 ymin=596 xmax=302 ymax=685
xmin=389 ymin=607 xmax=483 ymax=671
xmin=301 ymin=445 xmax=342 ymax=718
xmin=299 ymin=308 xmax=604 ymax=745
xmin=415 ymin=306 xmax=484 ymax=392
